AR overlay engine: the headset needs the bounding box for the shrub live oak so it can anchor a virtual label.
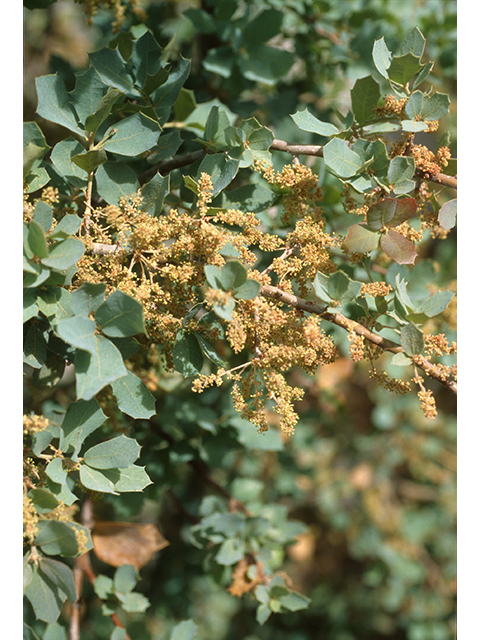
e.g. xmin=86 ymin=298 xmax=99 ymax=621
xmin=23 ymin=6 xmax=456 ymax=640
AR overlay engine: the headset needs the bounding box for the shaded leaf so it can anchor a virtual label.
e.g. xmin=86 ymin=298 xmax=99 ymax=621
xmin=351 ymin=76 xmax=381 ymax=125
xmin=173 ymin=331 xmax=204 ymax=376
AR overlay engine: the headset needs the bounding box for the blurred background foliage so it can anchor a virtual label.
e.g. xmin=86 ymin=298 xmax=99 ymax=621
xmin=24 ymin=1 xmax=456 ymax=639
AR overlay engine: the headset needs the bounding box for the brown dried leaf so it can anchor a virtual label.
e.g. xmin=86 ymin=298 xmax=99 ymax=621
xmin=92 ymin=521 xmax=169 ymax=570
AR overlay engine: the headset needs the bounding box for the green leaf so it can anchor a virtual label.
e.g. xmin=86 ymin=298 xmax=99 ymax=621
xmin=279 ymin=590 xmax=311 ymax=612
xmin=84 ymin=435 xmax=140 ymax=470
xmin=215 ymin=537 xmax=245 ymax=566
xmin=140 ymin=172 xmax=169 ymax=216
xmin=372 ymin=37 xmax=392 ymax=79
xmin=41 ymin=238 xmax=85 ymax=271
xmin=75 ymin=335 xmax=128 ymax=400
xmin=291 ymin=108 xmax=339 ymax=137
xmin=344 ymin=223 xmax=380 ymax=254
xmin=438 ymin=199 xmax=457 ymax=231
xmin=34 ymin=520 xmax=89 ymax=557
xmin=238 ymin=44 xmax=295 ymax=86
xmin=59 ymin=398 xmax=108 ymax=454
xmin=24 ymin=324 xmax=47 ymax=369
xmin=256 ymin=602 xmax=272 ymax=625
xmin=43 ymin=622 xmax=68 ymax=640
xmin=55 ymin=316 xmax=97 ymax=354
xmin=72 ymin=148 xmax=108 ymax=174
xmin=71 ymin=282 xmax=107 ymax=315
xmin=388 ymin=157 xmax=415 ymax=186
xmin=323 ymin=138 xmax=363 ymax=178
xmin=233 ymin=279 xmax=261 ymax=300
xmin=95 ymin=289 xmax=146 ymax=337
xmin=194 ymin=333 xmax=227 ymax=368
xmin=24 ymin=561 xmax=67 ymax=624
xmin=203 ymin=46 xmax=236 ymax=78
xmin=422 ymin=92 xmax=451 ymax=121
xmin=380 ymin=229 xmax=418 ymax=265
xmin=351 ymin=76 xmax=381 ymax=125
xmin=153 ymin=55 xmax=191 ymax=124
xmin=388 ymin=52 xmax=424 ymax=86
xmin=401 ymin=120 xmax=428 ymax=133
xmin=69 ymin=65 xmax=110 ymax=125
xmin=197 ymin=153 xmax=239 ymax=197
xmin=95 ymin=161 xmax=140 ymax=205
xmin=112 ymin=464 xmax=152 ymax=492
xmin=49 ymin=214 xmax=83 ymax=240
xmin=33 ymin=201 xmax=53 ymax=233
xmin=85 ymin=86 xmax=124 ymax=134
xmin=219 ymin=183 xmax=277 ymax=213
xmin=400 ymin=323 xmax=424 ymax=356
xmin=219 ymin=261 xmax=248 ymax=291
xmin=111 ymin=371 xmax=156 ymax=419
xmin=173 ymin=331 xmax=204 ymax=376
xmin=118 ymin=592 xmax=150 ymax=613
xmin=405 ymin=90 xmax=428 ymax=119
xmin=50 ymin=138 xmax=89 ymax=188
xmin=35 ymin=75 xmax=84 ymax=136
xmin=24 ymin=121 xmax=50 ymax=168
xmin=169 ymin=620 xmax=198 ymax=640
xmin=39 ymin=558 xmax=77 ymax=604
xmin=28 ymin=488 xmax=60 ymax=514
xmin=113 ymin=565 xmax=138 ymax=595
xmin=89 ymin=47 xmax=140 ymax=98
xmin=184 ymin=8 xmax=216 ymax=33
xmin=400 ymin=27 xmax=426 ymax=58
xmin=146 ymin=130 xmax=183 ymax=164
xmin=28 ymin=220 xmax=49 ymax=259
xmin=79 ymin=465 xmax=119 ymax=494
xmin=204 ymin=105 xmax=231 ymax=146
xmin=103 ymin=112 xmax=161 ymax=156
xmin=418 ymin=289 xmax=455 ymax=317
xmin=242 ymin=8 xmax=283 ymax=46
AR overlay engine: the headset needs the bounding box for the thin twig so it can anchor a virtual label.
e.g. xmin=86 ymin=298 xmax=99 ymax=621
xmin=260 ymin=283 xmax=457 ymax=394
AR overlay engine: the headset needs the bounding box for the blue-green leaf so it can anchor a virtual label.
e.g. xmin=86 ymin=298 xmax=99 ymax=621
xmin=291 ymin=108 xmax=339 ymax=137
xmin=36 ymin=75 xmax=84 ymax=137
xmin=103 ymin=112 xmax=161 ymax=156
xmin=111 ymin=371 xmax=156 ymax=419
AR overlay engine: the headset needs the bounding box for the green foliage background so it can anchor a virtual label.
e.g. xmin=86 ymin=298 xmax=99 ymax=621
xmin=23 ymin=1 xmax=456 ymax=639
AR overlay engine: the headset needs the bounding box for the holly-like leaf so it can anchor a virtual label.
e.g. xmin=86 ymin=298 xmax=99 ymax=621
xmin=323 ymin=138 xmax=363 ymax=178
xmin=291 ymin=109 xmax=339 ymax=137
xmin=36 ymin=75 xmax=84 ymax=137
